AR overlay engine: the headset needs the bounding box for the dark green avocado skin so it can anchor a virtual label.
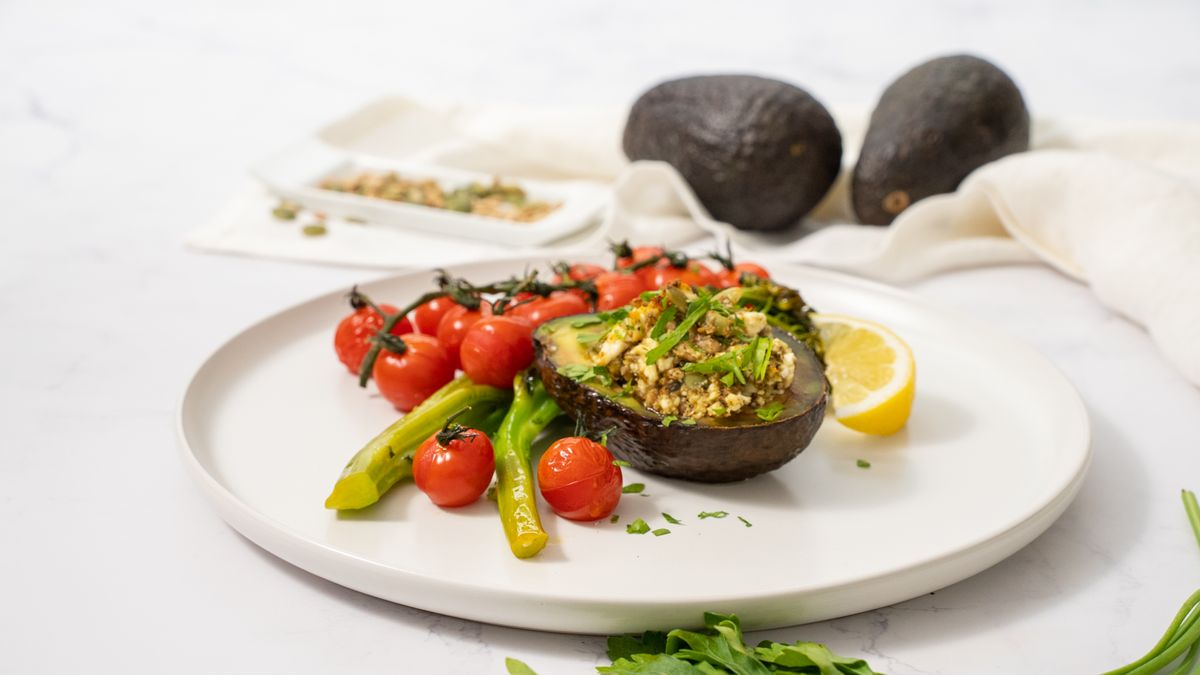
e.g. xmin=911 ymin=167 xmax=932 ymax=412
xmin=852 ymin=54 xmax=1030 ymax=225
xmin=533 ymin=317 xmax=827 ymax=483
xmin=623 ymin=74 xmax=843 ymax=233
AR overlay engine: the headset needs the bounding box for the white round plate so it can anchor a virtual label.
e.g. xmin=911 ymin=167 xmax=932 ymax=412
xmin=178 ymin=258 xmax=1090 ymax=634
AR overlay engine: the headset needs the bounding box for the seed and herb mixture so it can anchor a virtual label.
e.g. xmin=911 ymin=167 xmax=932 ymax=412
xmin=588 ymin=283 xmax=796 ymax=420
xmin=318 ymin=171 xmax=560 ymax=222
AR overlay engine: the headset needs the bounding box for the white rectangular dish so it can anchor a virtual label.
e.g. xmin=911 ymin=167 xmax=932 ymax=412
xmin=251 ymin=139 xmax=609 ymax=247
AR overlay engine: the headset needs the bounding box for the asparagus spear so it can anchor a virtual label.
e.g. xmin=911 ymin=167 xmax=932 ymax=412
xmin=494 ymin=371 xmax=562 ymax=559
xmin=324 ymin=375 xmax=511 ymax=510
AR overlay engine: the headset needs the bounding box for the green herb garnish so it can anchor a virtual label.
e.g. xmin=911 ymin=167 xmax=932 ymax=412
xmin=857 ymin=459 xmax=872 ymax=469
xmin=710 ymin=405 xmax=727 ymax=416
xmin=738 ymin=516 xmax=753 ymax=528
xmin=645 ymin=296 xmax=711 ymax=363
xmin=697 ymin=511 xmax=728 ymax=519
xmin=649 ymin=305 xmax=678 ymax=340
xmin=626 ymin=518 xmax=650 ymax=535
xmin=639 ymin=290 xmax=662 ymax=302
xmin=609 ymin=514 xmax=620 ymax=524
xmin=557 ymin=364 xmax=612 ymax=386
xmin=661 ymin=415 xmax=677 ymax=427
xmin=613 ymin=459 xmax=631 ymax=467
xmin=679 ymin=418 xmax=696 ymax=426
xmin=600 ymin=612 xmax=879 ymax=674
xmin=505 ymin=657 xmax=538 ymax=675
xmin=662 ymin=513 xmax=682 ymax=525
xmin=622 ymin=483 xmax=645 ymax=494
xmin=575 ymin=331 xmax=603 ymax=345
xmin=756 ymin=402 xmax=784 ymax=421
xmin=651 ymin=528 xmax=671 ymax=537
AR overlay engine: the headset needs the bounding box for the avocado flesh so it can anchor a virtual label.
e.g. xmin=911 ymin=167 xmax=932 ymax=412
xmin=852 ymin=54 xmax=1030 ymax=225
xmin=533 ymin=315 xmax=827 ymax=483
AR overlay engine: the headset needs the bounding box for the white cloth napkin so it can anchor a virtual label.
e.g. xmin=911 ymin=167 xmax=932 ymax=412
xmin=187 ymin=98 xmax=1200 ymax=386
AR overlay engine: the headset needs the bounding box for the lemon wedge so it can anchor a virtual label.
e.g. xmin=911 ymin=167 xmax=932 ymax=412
xmin=812 ymin=313 xmax=915 ymax=435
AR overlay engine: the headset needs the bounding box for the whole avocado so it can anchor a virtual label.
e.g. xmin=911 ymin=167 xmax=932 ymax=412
xmin=852 ymin=54 xmax=1030 ymax=225
xmin=623 ymin=75 xmax=842 ymax=232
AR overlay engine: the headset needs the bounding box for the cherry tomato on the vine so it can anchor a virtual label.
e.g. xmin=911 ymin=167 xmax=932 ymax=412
xmin=537 ymin=437 xmax=622 ymax=521
xmin=459 ymin=315 xmax=535 ymax=388
xmin=436 ymin=303 xmax=491 ymax=371
xmin=413 ymin=425 xmax=495 ymax=507
xmin=410 ymin=296 xmax=460 ymax=335
xmin=646 ymin=261 xmax=718 ymax=290
xmin=553 ymin=263 xmax=606 ymax=283
xmin=615 ymin=246 xmax=664 ymax=270
xmin=334 ymin=304 xmax=413 ymax=374
xmin=509 ymin=292 xmax=589 ymax=328
xmin=716 ymin=262 xmax=770 ymax=288
xmin=372 ymin=334 xmax=455 ymax=412
xmin=594 ymin=271 xmax=645 ymax=311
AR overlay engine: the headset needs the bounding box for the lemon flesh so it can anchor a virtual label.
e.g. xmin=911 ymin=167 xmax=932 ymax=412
xmin=813 ymin=313 xmax=915 ymax=435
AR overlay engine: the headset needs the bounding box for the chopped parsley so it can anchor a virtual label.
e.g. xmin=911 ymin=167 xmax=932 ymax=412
xmin=557 ymin=364 xmax=612 ymax=386
xmin=645 ymin=296 xmax=712 ymax=363
xmin=596 ymin=307 xmax=629 ymax=324
xmin=662 ymin=513 xmax=682 ymax=525
xmin=649 ymin=305 xmax=678 ymax=340
xmin=679 ymin=418 xmax=697 ymax=426
xmin=738 ymin=516 xmax=753 ymax=528
xmin=639 ymin=290 xmax=662 ymax=302
xmin=661 ymin=415 xmax=678 ymax=427
xmin=652 ymin=528 xmax=671 ymax=537
xmin=857 ymin=459 xmax=872 ymax=469
xmin=756 ymin=402 xmax=785 ymax=421
xmin=612 ymin=459 xmax=631 ymax=467
xmin=710 ymin=405 xmax=727 ymax=416
xmin=622 ymin=483 xmax=645 ymax=494
xmin=626 ymin=518 xmax=650 ymax=534
xmin=610 ymin=514 xmax=620 ymax=524
xmin=698 ymin=511 xmax=729 ymax=519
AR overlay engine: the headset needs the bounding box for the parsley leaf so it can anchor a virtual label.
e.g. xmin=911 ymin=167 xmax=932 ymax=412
xmin=697 ymin=511 xmax=729 ymax=519
xmin=639 ymin=290 xmax=662 ymax=302
xmin=661 ymin=415 xmax=677 ymax=427
xmin=679 ymin=418 xmax=696 ymax=426
xmin=606 ymin=632 xmax=668 ymax=661
xmin=626 ymin=518 xmax=650 ymax=535
xmin=613 ymin=459 xmax=631 ymax=467
xmin=645 ymin=296 xmax=711 ymax=363
xmin=557 ymin=364 xmax=612 ymax=386
xmin=610 ymin=514 xmax=620 ymax=524
xmin=622 ymin=483 xmax=645 ymax=494
xmin=662 ymin=512 xmax=682 ymax=525
xmin=755 ymin=402 xmax=784 ymax=421
xmin=505 ymin=657 xmax=538 ymax=675
xmin=652 ymin=528 xmax=671 ymax=537
xmin=737 ymin=516 xmax=753 ymax=528
xmin=649 ymin=305 xmax=678 ymax=340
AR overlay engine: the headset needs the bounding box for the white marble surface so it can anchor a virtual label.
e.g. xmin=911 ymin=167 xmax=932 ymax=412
xmin=3 ymin=1 xmax=1200 ymax=673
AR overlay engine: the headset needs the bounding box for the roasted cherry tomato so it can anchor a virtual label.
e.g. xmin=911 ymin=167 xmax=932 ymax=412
xmin=594 ymin=271 xmax=645 ymax=311
xmin=459 ymin=315 xmax=535 ymax=388
xmin=435 ymin=303 xmax=491 ymax=371
xmin=372 ymin=334 xmax=455 ymax=412
xmin=509 ymin=292 xmax=590 ymax=328
xmin=537 ymin=437 xmax=622 ymax=521
xmin=410 ymin=296 xmax=460 ymax=335
xmin=413 ymin=424 xmax=495 ymax=507
xmin=553 ymin=263 xmax=606 ymax=283
xmin=333 ymin=304 xmax=413 ymax=374
xmin=716 ymin=262 xmax=770 ymax=288
xmin=645 ymin=261 xmax=717 ymax=289
xmin=615 ymin=245 xmax=664 ymax=270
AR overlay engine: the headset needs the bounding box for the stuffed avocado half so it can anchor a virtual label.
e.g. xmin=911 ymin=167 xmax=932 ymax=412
xmin=533 ymin=283 xmax=827 ymax=482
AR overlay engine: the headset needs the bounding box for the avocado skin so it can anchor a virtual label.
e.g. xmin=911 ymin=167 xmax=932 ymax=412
xmin=623 ymin=75 xmax=843 ymax=232
xmin=533 ymin=321 xmax=827 ymax=483
xmin=852 ymin=54 xmax=1030 ymax=226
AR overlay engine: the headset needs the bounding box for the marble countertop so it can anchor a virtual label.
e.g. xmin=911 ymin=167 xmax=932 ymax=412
xmin=3 ymin=1 xmax=1200 ymax=673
